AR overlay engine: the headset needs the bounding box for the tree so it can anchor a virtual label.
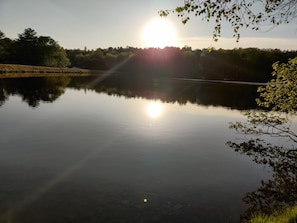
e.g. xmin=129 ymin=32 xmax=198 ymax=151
xmin=227 ymin=57 xmax=297 ymax=220
xmin=17 ymin=28 xmax=37 ymax=42
xmin=159 ymin=0 xmax=297 ymax=41
xmin=256 ymin=57 xmax=297 ymax=113
xmin=84 ymin=48 xmax=106 ymax=69
xmin=36 ymin=36 xmax=70 ymax=67
xmin=230 ymin=56 xmax=297 ymax=145
xmin=13 ymin=28 xmax=69 ymax=67
xmin=0 ymin=30 xmax=14 ymax=63
xmin=230 ymin=57 xmax=297 ymax=143
xmin=13 ymin=28 xmax=37 ymax=65
xmin=0 ymin=30 xmax=5 ymax=39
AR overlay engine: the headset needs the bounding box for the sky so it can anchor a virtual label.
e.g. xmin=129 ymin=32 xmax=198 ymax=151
xmin=0 ymin=0 xmax=296 ymax=50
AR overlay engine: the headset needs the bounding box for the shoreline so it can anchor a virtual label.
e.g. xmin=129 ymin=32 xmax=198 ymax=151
xmin=0 ymin=64 xmax=267 ymax=85
xmin=0 ymin=64 xmax=96 ymax=78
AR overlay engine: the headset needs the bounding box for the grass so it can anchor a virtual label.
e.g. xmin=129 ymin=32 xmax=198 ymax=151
xmin=250 ymin=205 xmax=297 ymax=223
xmin=0 ymin=63 xmax=95 ymax=78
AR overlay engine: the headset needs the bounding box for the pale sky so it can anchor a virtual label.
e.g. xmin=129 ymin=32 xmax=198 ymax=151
xmin=0 ymin=0 xmax=296 ymax=50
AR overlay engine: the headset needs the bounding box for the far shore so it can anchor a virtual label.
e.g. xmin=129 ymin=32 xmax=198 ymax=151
xmin=0 ymin=64 xmax=267 ymax=86
xmin=0 ymin=64 xmax=101 ymax=78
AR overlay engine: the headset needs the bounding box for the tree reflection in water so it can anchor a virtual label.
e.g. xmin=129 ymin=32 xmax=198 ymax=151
xmin=1 ymin=75 xmax=295 ymax=222
xmin=227 ymin=111 xmax=297 ymax=221
xmin=0 ymin=77 xmax=70 ymax=107
xmin=0 ymin=76 xmax=260 ymax=109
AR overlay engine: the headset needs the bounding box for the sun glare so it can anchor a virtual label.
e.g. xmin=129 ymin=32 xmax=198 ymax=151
xmin=142 ymin=18 xmax=177 ymax=48
xmin=146 ymin=101 xmax=163 ymax=119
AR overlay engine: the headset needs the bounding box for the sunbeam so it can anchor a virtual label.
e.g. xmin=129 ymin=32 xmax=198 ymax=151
xmin=87 ymin=56 xmax=132 ymax=88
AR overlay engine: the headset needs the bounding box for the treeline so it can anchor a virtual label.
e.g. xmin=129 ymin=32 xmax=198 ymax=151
xmin=1 ymin=28 xmax=297 ymax=82
xmin=0 ymin=28 xmax=70 ymax=67
xmin=66 ymin=46 xmax=297 ymax=82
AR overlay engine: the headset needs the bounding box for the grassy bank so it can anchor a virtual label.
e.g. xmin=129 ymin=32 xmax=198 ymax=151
xmin=0 ymin=64 xmax=93 ymax=78
xmin=250 ymin=205 xmax=297 ymax=223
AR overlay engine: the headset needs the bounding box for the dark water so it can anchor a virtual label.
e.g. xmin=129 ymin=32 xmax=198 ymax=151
xmin=0 ymin=76 xmax=278 ymax=223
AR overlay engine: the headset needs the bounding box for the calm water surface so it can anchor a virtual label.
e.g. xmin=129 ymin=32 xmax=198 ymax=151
xmin=0 ymin=77 xmax=274 ymax=223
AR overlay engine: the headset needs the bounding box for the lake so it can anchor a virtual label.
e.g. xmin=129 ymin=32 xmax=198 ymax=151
xmin=0 ymin=76 xmax=282 ymax=222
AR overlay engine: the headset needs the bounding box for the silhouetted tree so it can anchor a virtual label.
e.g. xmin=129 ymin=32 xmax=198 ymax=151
xmin=0 ymin=30 xmax=14 ymax=63
xmin=65 ymin=46 xmax=296 ymax=81
xmin=227 ymin=139 xmax=297 ymax=221
xmin=0 ymin=30 xmax=5 ymax=39
xmin=12 ymin=28 xmax=69 ymax=67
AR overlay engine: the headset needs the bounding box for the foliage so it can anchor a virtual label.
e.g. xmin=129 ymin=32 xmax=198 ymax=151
xmin=228 ymin=57 xmax=297 ymax=221
xmin=66 ymin=47 xmax=297 ymax=82
xmin=0 ymin=30 xmax=5 ymax=39
xmin=0 ymin=28 xmax=69 ymax=67
xmin=230 ymin=111 xmax=296 ymax=143
xmin=66 ymin=47 xmax=135 ymax=70
xmin=228 ymin=126 xmax=297 ymax=221
xmin=1 ymin=29 xmax=297 ymax=82
xmin=230 ymin=56 xmax=297 ymax=138
xmin=0 ymin=30 xmax=13 ymax=63
xmin=159 ymin=0 xmax=297 ymax=41
xmin=256 ymin=57 xmax=297 ymax=113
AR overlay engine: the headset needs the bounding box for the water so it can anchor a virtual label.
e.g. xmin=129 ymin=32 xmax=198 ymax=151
xmin=0 ymin=76 xmax=274 ymax=222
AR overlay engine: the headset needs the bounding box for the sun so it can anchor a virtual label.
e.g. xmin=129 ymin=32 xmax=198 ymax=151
xmin=142 ymin=18 xmax=177 ymax=48
xmin=146 ymin=101 xmax=163 ymax=119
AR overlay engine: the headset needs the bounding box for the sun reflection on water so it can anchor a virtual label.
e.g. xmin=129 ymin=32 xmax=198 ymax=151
xmin=146 ymin=101 xmax=163 ymax=119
